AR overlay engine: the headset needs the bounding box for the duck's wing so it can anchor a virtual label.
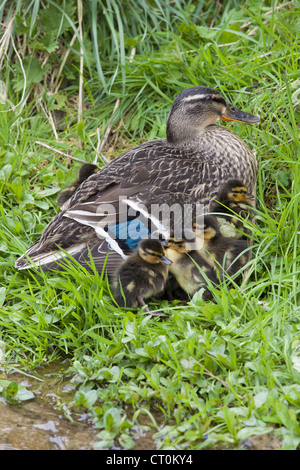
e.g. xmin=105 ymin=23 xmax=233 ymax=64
xmin=14 ymin=141 xmax=230 ymax=273
xmin=14 ymin=157 xmax=175 ymax=271
xmin=14 ymin=182 xmax=148 ymax=272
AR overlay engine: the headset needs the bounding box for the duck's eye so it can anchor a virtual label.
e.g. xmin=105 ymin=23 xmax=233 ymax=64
xmin=205 ymin=95 xmax=212 ymax=101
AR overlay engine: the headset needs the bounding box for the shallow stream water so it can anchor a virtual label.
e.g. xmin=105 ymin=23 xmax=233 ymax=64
xmin=0 ymin=362 xmax=99 ymax=450
xmin=0 ymin=363 xmax=282 ymax=450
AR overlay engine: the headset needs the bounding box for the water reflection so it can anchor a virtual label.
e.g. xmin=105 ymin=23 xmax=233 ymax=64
xmin=0 ymin=363 xmax=99 ymax=450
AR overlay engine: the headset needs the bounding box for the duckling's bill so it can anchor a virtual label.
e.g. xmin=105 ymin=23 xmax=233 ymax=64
xmin=161 ymin=255 xmax=172 ymax=265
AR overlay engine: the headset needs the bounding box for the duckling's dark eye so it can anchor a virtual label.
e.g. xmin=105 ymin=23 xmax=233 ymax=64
xmin=233 ymin=189 xmax=246 ymax=194
xmin=205 ymin=95 xmax=212 ymax=101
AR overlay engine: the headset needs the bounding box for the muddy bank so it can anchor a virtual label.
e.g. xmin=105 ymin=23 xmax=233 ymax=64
xmin=0 ymin=363 xmax=99 ymax=450
xmin=0 ymin=362 xmax=160 ymax=450
xmin=0 ymin=363 xmax=282 ymax=450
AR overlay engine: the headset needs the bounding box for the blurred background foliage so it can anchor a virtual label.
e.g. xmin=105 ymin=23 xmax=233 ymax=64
xmin=2 ymin=0 xmax=299 ymax=144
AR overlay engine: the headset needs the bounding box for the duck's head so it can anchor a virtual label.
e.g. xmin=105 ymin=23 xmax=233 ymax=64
xmin=218 ymin=179 xmax=255 ymax=203
xmin=138 ymin=239 xmax=172 ymax=265
xmin=166 ymin=86 xmax=260 ymax=145
xmin=193 ymin=215 xmax=221 ymax=242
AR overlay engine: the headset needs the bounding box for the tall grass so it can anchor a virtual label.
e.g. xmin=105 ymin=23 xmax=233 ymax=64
xmin=0 ymin=0 xmax=300 ymax=450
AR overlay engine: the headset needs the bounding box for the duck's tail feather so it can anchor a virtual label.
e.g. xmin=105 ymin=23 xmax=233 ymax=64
xmin=14 ymin=239 xmax=126 ymax=276
xmin=15 ymin=242 xmax=88 ymax=270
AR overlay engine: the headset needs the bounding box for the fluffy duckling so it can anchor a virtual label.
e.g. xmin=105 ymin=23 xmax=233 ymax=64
xmin=196 ymin=215 xmax=251 ymax=282
xmin=58 ymin=163 xmax=98 ymax=208
xmin=165 ymin=233 xmax=219 ymax=300
xmin=211 ymin=179 xmax=255 ymax=239
xmin=113 ymin=239 xmax=172 ymax=316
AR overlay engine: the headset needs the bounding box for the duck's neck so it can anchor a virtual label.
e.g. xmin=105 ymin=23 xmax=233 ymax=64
xmin=166 ymin=123 xmax=204 ymax=149
xmin=166 ymin=113 xmax=217 ymax=148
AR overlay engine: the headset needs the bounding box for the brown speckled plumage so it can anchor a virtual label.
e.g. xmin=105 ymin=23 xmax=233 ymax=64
xmin=15 ymin=86 xmax=259 ymax=273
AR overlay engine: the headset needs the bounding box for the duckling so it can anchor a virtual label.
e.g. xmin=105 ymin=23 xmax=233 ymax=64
xmin=211 ymin=179 xmax=255 ymax=238
xmin=113 ymin=239 xmax=172 ymax=316
xmin=195 ymin=215 xmax=251 ymax=282
xmin=58 ymin=163 xmax=98 ymax=208
xmin=165 ymin=233 xmax=219 ymax=300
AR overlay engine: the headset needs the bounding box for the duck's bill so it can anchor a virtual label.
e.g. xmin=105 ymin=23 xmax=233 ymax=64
xmin=161 ymin=255 xmax=172 ymax=265
xmin=221 ymin=105 xmax=260 ymax=124
xmin=246 ymin=192 xmax=255 ymax=199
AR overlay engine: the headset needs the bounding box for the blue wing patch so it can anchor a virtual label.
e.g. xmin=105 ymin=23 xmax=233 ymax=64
xmin=107 ymin=218 xmax=150 ymax=251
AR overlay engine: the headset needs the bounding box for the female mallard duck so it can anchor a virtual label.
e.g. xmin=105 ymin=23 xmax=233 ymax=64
xmin=210 ymin=179 xmax=255 ymax=238
xmin=15 ymin=86 xmax=259 ymax=273
xmin=165 ymin=233 xmax=219 ymax=301
xmin=113 ymin=239 xmax=171 ymax=315
xmin=197 ymin=215 xmax=251 ymax=282
xmin=58 ymin=163 xmax=98 ymax=208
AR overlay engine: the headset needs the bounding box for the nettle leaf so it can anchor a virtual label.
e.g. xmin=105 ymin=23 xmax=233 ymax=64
xmin=41 ymin=34 xmax=59 ymax=53
xmin=276 ymin=170 xmax=290 ymax=187
xmin=46 ymin=93 xmax=68 ymax=111
xmin=28 ymin=35 xmax=59 ymax=53
xmin=39 ymin=3 xmax=76 ymax=36
xmin=13 ymin=57 xmax=50 ymax=92
xmin=15 ymin=14 xmax=30 ymax=35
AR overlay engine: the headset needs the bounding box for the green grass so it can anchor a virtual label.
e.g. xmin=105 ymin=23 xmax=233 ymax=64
xmin=0 ymin=0 xmax=300 ymax=450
